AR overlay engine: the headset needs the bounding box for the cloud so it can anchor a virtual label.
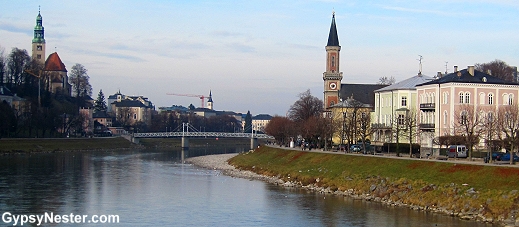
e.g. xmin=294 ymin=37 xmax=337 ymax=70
xmin=72 ymin=49 xmax=145 ymax=62
xmin=379 ymin=5 xmax=476 ymax=17
xmin=227 ymin=42 xmax=256 ymax=53
xmin=0 ymin=22 xmax=31 ymax=36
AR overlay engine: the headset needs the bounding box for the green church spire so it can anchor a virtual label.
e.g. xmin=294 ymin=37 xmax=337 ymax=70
xmin=32 ymin=6 xmax=45 ymax=44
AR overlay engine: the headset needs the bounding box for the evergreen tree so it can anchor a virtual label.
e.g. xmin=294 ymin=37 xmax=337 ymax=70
xmin=94 ymin=89 xmax=107 ymax=112
xmin=188 ymin=104 xmax=195 ymax=110
xmin=244 ymin=111 xmax=252 ymax=133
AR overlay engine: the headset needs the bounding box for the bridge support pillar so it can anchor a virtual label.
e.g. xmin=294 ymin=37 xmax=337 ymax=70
xmin=182 ymin=137 xmax=189 ymax=149
xmin=251 ymin=138 xmax=258 ymax=150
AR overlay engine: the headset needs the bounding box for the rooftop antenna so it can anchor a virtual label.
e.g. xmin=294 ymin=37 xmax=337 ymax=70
xmin=417 ymin=55 xmax=423 ymax=75
xmin=445 ymin=61 xmax=449 ymax=74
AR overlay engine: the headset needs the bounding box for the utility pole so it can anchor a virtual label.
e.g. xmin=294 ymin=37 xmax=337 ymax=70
xmin=24 ymin=70 xmax=42 ymax=108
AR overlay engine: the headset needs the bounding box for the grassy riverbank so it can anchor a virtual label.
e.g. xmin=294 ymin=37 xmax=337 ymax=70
xmin=0 ymin=137 xmax=133 ymax=153
xmin=229 ymin=146 xmax=519 ymax=222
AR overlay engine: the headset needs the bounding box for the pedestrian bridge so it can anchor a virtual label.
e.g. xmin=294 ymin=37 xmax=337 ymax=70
xmin=133 ymin=131 xmax=274 ymax=139
xmin=131 ymin=123 xmax=274 ymax=149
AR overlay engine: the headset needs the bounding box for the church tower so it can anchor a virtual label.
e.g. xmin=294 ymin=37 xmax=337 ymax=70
xmin=323 ymin=11 xmax=343 ymax=109
xmin=207 ymin=90 xmax=213 ymax=110
xmin=32 ymin=7 xmax=46 ymax=64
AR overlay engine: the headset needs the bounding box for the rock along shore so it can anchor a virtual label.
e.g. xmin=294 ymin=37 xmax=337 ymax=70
xmin=186 ymin=152 xmax=519 ymax=226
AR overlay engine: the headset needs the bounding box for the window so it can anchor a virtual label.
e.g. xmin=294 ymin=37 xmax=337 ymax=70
xmin=504 ymin=94 xmax=510 ymax=105
xmin=401 ymin=96 xmax=407 ymax=107
xmin=460 ymin=111 xmax=468 ymax=125
xmin=37 ymin=54 xmax=41 ymax=59
xmin=459 ymin=93 xmax=464 ymax=103
xmin=488 ymin=112 xmax=494 ymax=122
xmin=488 ymin=93 xmax=494 ymax=105
xmin=443 ymin=92 xmax=448 ymax=104
xmin=509 ymin=94 xmax=514 ymax=105
xmin=134 ymin=114 xmax=137 ymax=119
xmin=37 ymin=45 xmax=42 ymax=51
xmin=465 ymin=92 xmax=470 ymax=104
xmin=480 ymin=93 xmax=485 ymax=104
xmin=397 ymin=114 xmax=405 ymax=125
xmin=443 ymin=111 xmax=447 ymax=125
xmin=331 ymin=56 xmax=335 ymax=67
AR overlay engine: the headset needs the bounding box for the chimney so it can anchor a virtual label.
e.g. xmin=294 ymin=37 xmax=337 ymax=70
xmin=437 ymin=71 xmax=442 ymax=78
xmin=487 ymin=69 xmax=492 ymax=75
xmin=454 ymin=65 xmax=458 ymax=72
xmin=468 ymin=65 xmax=474 ymax=76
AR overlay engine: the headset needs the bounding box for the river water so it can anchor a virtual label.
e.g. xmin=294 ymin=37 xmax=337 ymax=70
xmin=0 ymin=146 xmax=494 ymax=226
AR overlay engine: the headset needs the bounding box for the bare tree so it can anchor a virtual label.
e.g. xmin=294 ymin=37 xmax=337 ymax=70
xmin=482 ymin=110 xmax=499 ymax=161
xmin=453 ymin=105 xmax=485 ymax=160
xmin=7 ymin=48 xmax=31 ymax=91
xmin=264 ymin=116 xmax=296 ymax=145
xmin=402 ymin=110 xmax=419 ymax=157
xmin=377 ymin=76 xmax=396 ymax=85
xmin=0 ymin=46 xmax=6 ymax=85
xmin=288 ymin=89 xmax=323 ymax=123
xmin=392 ymin=112 xmax=406 ymax=156
xmin=475 ymin=59 xmax=516 ymax=82
xmin=358 ymin=110 xmax=375 ymax=153
xmin=497 ymin=104 xmax=519 ymax=164
xmin=69 ymin=63 xmax=92 ymax=98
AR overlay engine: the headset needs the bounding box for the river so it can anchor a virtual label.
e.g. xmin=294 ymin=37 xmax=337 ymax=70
xmin=0 ymin=146 xmax=495 ymax=226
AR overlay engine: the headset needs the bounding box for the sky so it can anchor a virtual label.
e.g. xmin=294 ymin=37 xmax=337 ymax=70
xmin=1 ymin=0 xmax=518 ymax=116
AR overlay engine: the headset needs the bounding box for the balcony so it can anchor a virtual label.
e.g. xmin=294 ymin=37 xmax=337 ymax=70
xmin=420 ymin=103 xmax=435 ymax=110
xmin=419 ymin=123 xmax=435 ymax=130
xmin=372 ymin=123 xmax=391 ymax=129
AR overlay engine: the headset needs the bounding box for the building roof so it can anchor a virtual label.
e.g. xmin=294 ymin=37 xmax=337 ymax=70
xmin=376 ymin=74 xmax=434 ymax=92
xmin=327 ymin=13 xmax=340 ymax=47
xmin=332 ymin=97 xmax=372 ymax=108
xmin=340 ymin=84 xmax=387 ymax=106
xmin=252 ymin=114 xmax=272 ymax=120
xmin=418 ymin=68 xmax=519 ymax=86
xmin=114 ymin=100 xmax=147 ymax=108
xmin=93 ymin=111 xmax=112 ymax=118
xmin=44 ymin=52 xmax=67 ymax=72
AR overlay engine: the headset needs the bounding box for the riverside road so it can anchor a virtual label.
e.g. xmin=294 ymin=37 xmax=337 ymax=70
xmin=267 ymin=144 xmax=518 ymax=167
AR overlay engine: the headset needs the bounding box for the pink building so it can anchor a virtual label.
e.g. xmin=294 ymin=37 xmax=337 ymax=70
xmin=416 ymin=66 xmax=519 ymax=153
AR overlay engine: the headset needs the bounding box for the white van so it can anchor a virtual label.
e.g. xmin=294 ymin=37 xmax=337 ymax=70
xmin=447 ymin=145 xmax=467 ymax=158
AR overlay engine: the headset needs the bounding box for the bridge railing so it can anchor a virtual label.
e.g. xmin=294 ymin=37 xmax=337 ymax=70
xmin=133 ymin=131 xmax=274 ymax=139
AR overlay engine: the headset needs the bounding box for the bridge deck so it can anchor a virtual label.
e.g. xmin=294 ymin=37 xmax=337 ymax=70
xmin=133 ymin=132 xmax=274 ymax=139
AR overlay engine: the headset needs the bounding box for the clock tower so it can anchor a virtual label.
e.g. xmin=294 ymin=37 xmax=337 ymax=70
xmin=323 ymin=11 xmax=342 ymax=109
xmin=32 ymin=7 xmax=46 ymax=64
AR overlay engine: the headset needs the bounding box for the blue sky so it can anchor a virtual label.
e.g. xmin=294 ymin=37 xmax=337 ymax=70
xmin=1 ymin=0 xmax=518 ymax=116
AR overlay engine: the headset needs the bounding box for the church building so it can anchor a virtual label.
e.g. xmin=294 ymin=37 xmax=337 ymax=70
xmin=31 ymin=9 xmax=71 ymax=96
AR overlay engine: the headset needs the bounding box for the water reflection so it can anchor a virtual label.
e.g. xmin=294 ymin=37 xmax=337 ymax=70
xmin=0 ymin=146 xmax=494 ymax=227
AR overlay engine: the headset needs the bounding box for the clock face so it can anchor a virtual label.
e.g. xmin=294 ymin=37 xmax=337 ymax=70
xmin=329 ymin=82 xmax=337 ymax=90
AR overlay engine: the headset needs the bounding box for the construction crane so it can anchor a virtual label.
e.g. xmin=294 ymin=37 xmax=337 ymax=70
xmin=166 ymin=93 xmax=208 ymax=108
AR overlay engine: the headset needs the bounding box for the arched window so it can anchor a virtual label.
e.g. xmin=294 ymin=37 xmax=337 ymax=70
xmin=459 ymin=92 xmax=464 ymax=103
xmin=480 ymin=93 xmax=485 ymax=104
xmin=488 ymin=93 xmax=494 ymax=105
xmin=465 ymin=92 xmax=470 ymax=104
xmin=504 ymin=94 xmax=509 ymax=105
xmin=509 ymin=94 xmax=514 ymax=105
xmin=443 ymin=111 xmax=447 ymax=125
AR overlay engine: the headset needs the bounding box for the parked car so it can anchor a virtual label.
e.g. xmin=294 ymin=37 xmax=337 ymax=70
xmin=447 ymin=145 xmax=467 ymax=158
xmin=500 ymin=152 xmax=519 ymax=162
xmin=350 ymin=145 xmax=361 ymax=152
xmin=483 ymin=152 xmax=503 ymax=163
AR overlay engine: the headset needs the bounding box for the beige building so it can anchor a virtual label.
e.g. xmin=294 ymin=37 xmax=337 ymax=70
xmin=416 ymin=66 xmax=519 ymax=152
